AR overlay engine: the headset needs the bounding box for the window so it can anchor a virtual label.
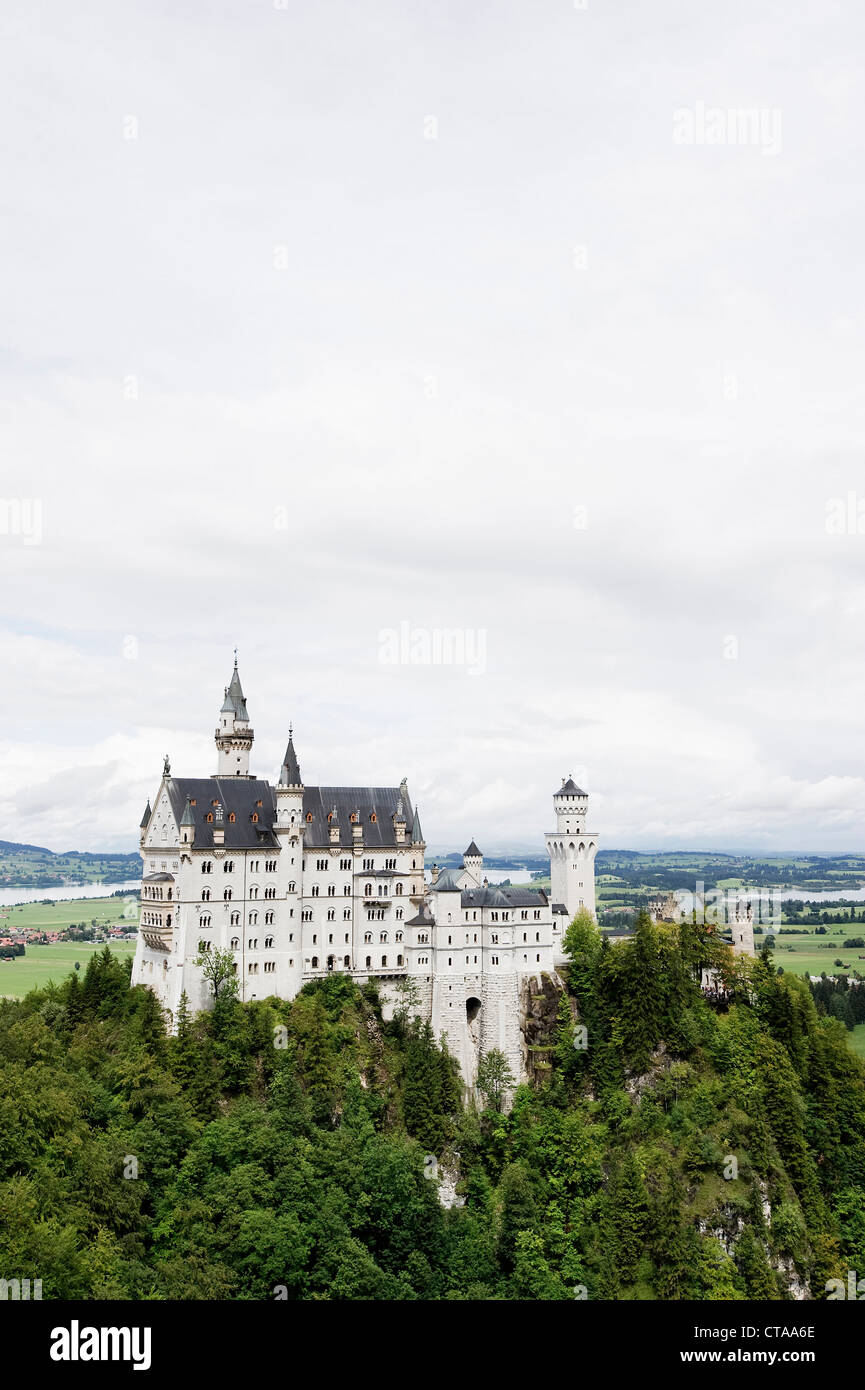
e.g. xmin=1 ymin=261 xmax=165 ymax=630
xmin=264 ymin=961 xmax=275 ymax=973
xmin=327 ymin=909 xmax=335 ymax=921
xmin=395 ymin=882 xmax=403 ymax=895
xmin=312 ymin=885 xmax=320 ymax=897
xmin=199 ymin=913 xmax=211 ymax=927
xmin=379 ymin=932 xmax=388 ymax=943
xmin=265 ymin=911 xmax=274 ymax=925
xmin=223 ymin=888 xmax=232 ymax=901
xmin=340 ymin=858 xmax=351 ymax=870
xmin=365 ymin=955 xmax=371 ymax=968
xmin=381 ymin=954 xmax=386 ymax=966
xmin=327 ymin=884 xmax=335 ymax=896
xmin=230 ymin=936 xmax=239 ymax=949
xmin=311 ymin=956 xmax=318 ymax=968
xmin=201 ymin=888 xmax=211 ymax=902
xmin=206 ymin=813 xmax=213 ymax=823
xmin=343 ymin=954 xmax=350 ymax=967
xmin=201 ymin=861 xmax=212 ymax=874
xmin=491 ymin=955 xmax=499 ymax=965
xmin=230 ymin=911 xmax=240 ymax=926
xmin=364 ymin=932 xmax=372 ymax=944
xmin=264 ymin=886 xmax=275 ymax=899
xmin=265 ymin=935 xmax=274 ymax=948
xmin=306 ymin=812 xmax=313 ymax=822
xmin=397 ymin=955 xmax=403 ymax=966
xmin=223 ymin=860 xmax=234 ymax=873
xmin=251 ymin=812 xmax=258 ymax=823
xmin=249 ymin=911 xmax=258 ymax=925
xmin=288 ymin=881 xmax=296 ymax=893
xmin=370 ymin=813 xmax=377 ymax=823
xmin=343 ymin=909 xmax=351 ymax=920
xmin=248 ymin=938 xmax=258 ymax=950
xmin=228 ymin=812 xmax=236 ymax=823
xmin=396 ymin=908 xmax=403 ymax=921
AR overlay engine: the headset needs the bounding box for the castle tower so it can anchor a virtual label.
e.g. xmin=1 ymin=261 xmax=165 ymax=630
xmin=462 ymin=840 xmax=483 ymax=887
xmin=545 ymin=776 xmax=598 ymax=924
xmin=729 ymin=898 xmax=755 ymax=956
xmin=214 ymin=654 xmax=254 ymax=777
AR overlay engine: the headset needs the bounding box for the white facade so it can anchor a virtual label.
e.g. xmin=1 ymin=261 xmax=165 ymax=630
xmin=131 ymin=663 xmax=598 ymax=1085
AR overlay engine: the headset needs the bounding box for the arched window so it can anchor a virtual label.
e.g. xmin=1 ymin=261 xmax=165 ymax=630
xmin=201 ymin=888 xmax=210 ymax=901
xmin=230 ymin=911 xmax=240 ymax=926
xmin=311 ymin=956 xmax=319 ymax=968
xmin=206 ymin=812 xmax=213 ymax=823
xmin=228 ymin=812 xmax=236 ymax=823
xmin=381 ymin=955 xmax=387 ymax=967
xmin=343 ymin=954 xmax=350 ymax=967
xmin=395 ymin=882 xmax=403 ymax=895
xmin=230 ymin=936 xmax=239 ymax=949
xmin=306 ymin=812 xmax=313 ymax=823
xmin=251 ymin=812 xmax=258 ymax=823
xmin=224 ymin=888 xmax=232 ymax=901
xmin=265 ymin=935 xmax=274 ymax=948
xmin=370 ymin=812 xmax=377 ymax=823
xmin=288 ymin=881 xmax=296 ymax=893
xmin=397 ymin=954 xmax=403 ymax=966
xmin=365 ymin=955 xmax=371 ymax=968
xmin=364 ymin=932 xmax=372 ymax=944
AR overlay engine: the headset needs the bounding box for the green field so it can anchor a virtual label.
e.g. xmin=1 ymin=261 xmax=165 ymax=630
xmin=0 ymin=895 xmax=138 ymax=933
xmin=0 ymin=939 xmax=137 ymax=998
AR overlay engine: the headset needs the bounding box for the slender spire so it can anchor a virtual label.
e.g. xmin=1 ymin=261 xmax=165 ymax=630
xmin=279 ymin=728 xmax=302 ymax=786
xmin=140 ymin=800 xmax=151 ymax=829
xmin=411 ymin=805 xmax=423 ymax=843
xmin=180 ymin=796 xmax=195 ymax=827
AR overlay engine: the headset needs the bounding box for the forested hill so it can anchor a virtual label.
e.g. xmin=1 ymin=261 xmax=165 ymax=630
xmin=0 ymin=840 xmax=140 ymax=889
xmin=0 ymin=918 xmax=863 ymax=1299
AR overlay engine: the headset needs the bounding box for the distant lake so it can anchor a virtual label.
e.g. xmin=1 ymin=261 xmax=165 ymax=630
xmin=0 ymin=881 xmax=139 ymax=909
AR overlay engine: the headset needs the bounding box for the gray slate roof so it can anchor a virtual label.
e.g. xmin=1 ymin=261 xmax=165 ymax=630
xmin=432 ymin=868 xmax=463 ymax=892
xmin=160 ymin=776 xmax=417 ymax=852
xmin=165 ymin=778 xmax=278 ymax=849
xmin=301 ymin=785 xmax=415 ymax=848
xmin=461 ymin=885 xmax=548 ymax=909
xmin=557 ymin=777 xmax=586 ymax=796
xmin=464 ymin=840 xmax=482 ymax=857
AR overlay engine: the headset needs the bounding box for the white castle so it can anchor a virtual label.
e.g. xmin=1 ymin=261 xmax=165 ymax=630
xmin=132 ymin=659 xmax=599 ymax=1085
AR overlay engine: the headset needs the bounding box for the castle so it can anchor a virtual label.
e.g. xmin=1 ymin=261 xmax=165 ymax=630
xmin=132 ymin=658 xmax=599 ymax=1085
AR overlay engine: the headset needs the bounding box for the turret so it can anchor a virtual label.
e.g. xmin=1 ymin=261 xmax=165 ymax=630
xmin=139 ymin=800 xmax=151 ymax=845
xmin=462 ymin=839 xmax=483 ymax=886
xmin=180 ymin=796 xmax=195 ymax=847
xmin=275 ymin=726 xmax=304 ymax=835
xmin=214 ymin=653 xmax=254 ymax=777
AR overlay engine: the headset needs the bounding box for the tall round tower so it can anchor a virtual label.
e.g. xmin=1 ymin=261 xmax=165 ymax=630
xmin=545 ymin=776 xmax=598 ymax=924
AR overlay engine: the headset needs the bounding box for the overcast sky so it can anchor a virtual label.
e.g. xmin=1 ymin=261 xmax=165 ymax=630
xmin=2 ymin=0 xmax=865 ymax=856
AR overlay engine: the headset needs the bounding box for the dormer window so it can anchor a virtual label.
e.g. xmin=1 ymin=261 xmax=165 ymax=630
xmin=256 ymin=799 xmax=263 ymax=807
xmin=306 ymin=812 xmax=313 ymax=823
xmin=206 ymin=813 xmax=213 ymax=823
xmin=228 ymin=813 xmax=236 ymax=823
xmin=370 ymin=812 xmax=377 ymax=823
xmin=350 ymin=813 xmax=357 ymax=823
xmin=252 ymin=812 xmax=259 ymax=823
